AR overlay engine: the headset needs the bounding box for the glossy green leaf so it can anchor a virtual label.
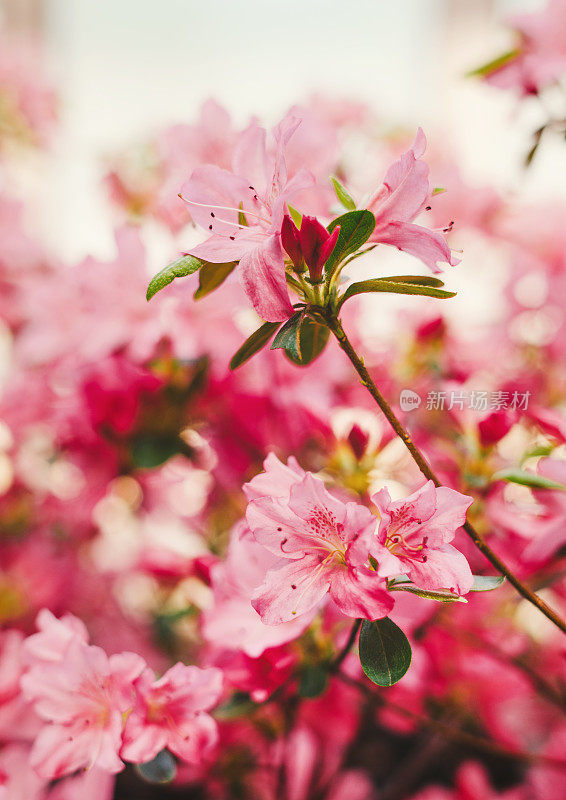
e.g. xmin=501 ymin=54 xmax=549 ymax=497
xmin=284 ymin=316 xmax=330 ymax=366
xmin=270 ymin=311 xmax=303 ymax=360
xmin=325 ymin=210 xmax=376 ymax=275
xmin=338 ymin=278 xmax=456 ymax=309
xmin=331 ymin=176 xmax=356 ymax=211
xmin=492 ymin=468 xmax=566 ymax=491
xmin=146 ymin=254 xmax=202 ymax=301
xmin=390 ymin=584 xmax=466 ymax=603
xmin=229 ymin=321 xmax=281 ymax=370
xmin=136 ymin=750 xmax=177 ymax=783
xmin=387 ymin=576 xmax=465 ymax=603
xmin=470 ymin=575 xmax=506 ymax=592
xmin=379 ymin=274 xmax=446 ymax=287
xmin=359 ymin=617 xmax=412 ymax=687
xmin=194 ymin=261 xmax=237 ymax=300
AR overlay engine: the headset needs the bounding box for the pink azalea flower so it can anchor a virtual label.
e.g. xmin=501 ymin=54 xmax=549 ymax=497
xmin=21 ymin=638 xmax=145 ymax=778
xmin=203 ymin=523 xmax=314 ymax=658
xmin=367 ymin=129 xmax=459 ymax=273
xmin=484 ymin=0 xmax=566 ymax=96
xmin=181 ymin=113 xmax=314 ymax=321
xmin=120 ymin=663 xmax=222 ymax=765
xmin=370 ymin=480 xmax=474 ymax=595
xmin=246 ymin=471 xmax=393 ymax=625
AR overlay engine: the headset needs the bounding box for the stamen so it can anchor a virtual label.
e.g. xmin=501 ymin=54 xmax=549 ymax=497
xmin=179 ymin=195 xmax=271 ymax=225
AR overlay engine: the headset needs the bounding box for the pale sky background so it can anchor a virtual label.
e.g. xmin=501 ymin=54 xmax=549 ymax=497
xmin=2 ymin=0 xmax=563 ymax=273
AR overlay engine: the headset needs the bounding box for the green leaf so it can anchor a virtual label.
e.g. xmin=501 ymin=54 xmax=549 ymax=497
xmin=467 ymin=49 xmax=519 ymax=78
xmin=359 ymin=618 xmax=412 ymax=687
xmin=331 ymin=176 xmax=356 ymax=211
xmin=470 ymin=575 xmax=506 ymax=592
xmin=387 ymin=576 xmax=465 ymax=603
xmin=270 ymin=311 xmax=303 ymax=360
xmin=230 ymin=321 xmax=281 ymax=370
xmin=194 ymin=261 xmax=237 ymax=300
xmin=432 ymin=187 xmax=446 ymax=196
xmin=135 ymin=750 xmax=177 ymax=784
xmin=299 ymin=665 xmax=329 ymax=698
xmin=284 ymin=316 xmax=330 ymax=366
xmin=389 ymin=584 xmax=466 ymax=603
xmin=214 ymin=692 xmax=256 ymax=720
xmin=379 ymin=274 xmax=446 ymax=287
xmin=492 ymin=468 xmax=566 ymax=491
xmin=238 ymin=202 xmax=248 ymax=227
xmin=287 ymin=204 xmax=303 ymax=228
xmin=146 ymin=254 xmax=202 ymax=301
xmin=325 ymin=210 xmax=376 ymax=275
xmin=338 ymin=278 xmax=456 ymax=309
xmin=131 ymin=435 xmax=180 ymax=468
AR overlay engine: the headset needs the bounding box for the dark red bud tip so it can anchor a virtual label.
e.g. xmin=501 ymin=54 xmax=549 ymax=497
xmin=347 ymin=424 xmax=370 ymax=460
xmin=281 ymin=214 xmax=302 ymax=268
xmin=319 ymin=225 xmax=340 ymax=267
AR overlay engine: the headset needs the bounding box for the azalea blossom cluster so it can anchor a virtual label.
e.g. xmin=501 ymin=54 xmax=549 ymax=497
xmin=474 ymin=0 xmax=566 ymax=163
xmin=1 ymin=21 xmax=566 ymax=800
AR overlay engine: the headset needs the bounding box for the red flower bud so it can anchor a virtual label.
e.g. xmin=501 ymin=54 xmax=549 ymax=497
xmin=281 ymin=215 xmax=303 ymax=269
xmin=347 ymin=424 xmax=370 ymax=460
xmin=281 ymin=214 xmax=340 ymax=283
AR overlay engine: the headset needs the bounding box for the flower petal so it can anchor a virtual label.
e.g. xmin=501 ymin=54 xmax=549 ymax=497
xmin=237 ymin=237 xmax=293 ymax=322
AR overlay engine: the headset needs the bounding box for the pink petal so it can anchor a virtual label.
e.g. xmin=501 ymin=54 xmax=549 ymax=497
xmin=237 ymin=236 xmax=293 ymax=322
xmin=121 ymin=724 xmax=167 ymax=764
xmin=329 ymin=565 xmax=394 ymax=620
xmin=232 ymin=123 xmax=269 ymax=190
xmin=369 ymin=129 xmax=430 ymax=223
xmin=180 ymin=164 xmax=252 ymax=235
xmin=418 ymin=487 xmax=474 ymax=545
xmin=246 ymin=497 xmax=314 ymax=558
xmin=243 ymin=453 xmax=304 ymax=501
xmin=188 ymin=230 xmax=262 ymax=263
xmin=251 ymin=557 xmax=331 ymax=624
xmin=406 ymin=543 xmax=474 ymax=595
xmin=167 ymin=713 xmax=218 ymax=764
xmin=371 ymin=221 xmax=459 ymax=273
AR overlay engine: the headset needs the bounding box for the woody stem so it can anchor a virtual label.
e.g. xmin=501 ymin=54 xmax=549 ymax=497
xmin=322 ymin=309 xmax=566 ymax=635
xmin=330 ymin=618 xmax=362 ymax=670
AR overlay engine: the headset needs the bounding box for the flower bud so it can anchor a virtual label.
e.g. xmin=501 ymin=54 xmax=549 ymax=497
xmin=281 ymin=215 xmax=303 ymax=269
xmin=280 ymin=214 xmax=340 ymax=283
xmin=299 ymin=216 xmax=340 ymax=283
xmin=347 ymin=424 xmax=370 ymax=460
